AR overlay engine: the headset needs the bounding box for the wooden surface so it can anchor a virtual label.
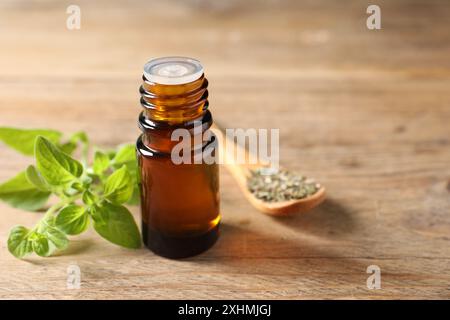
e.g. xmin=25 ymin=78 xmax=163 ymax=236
xmin=1 ymin=0 xmax=450 ymax=299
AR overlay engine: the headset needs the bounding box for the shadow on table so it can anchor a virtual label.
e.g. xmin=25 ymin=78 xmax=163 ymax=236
xmin=22 ymin=198 xmax=358 ymax=273
xmin=185 ymin=225 xmax=367 ymax=280
xmin=55 ymin=239 xmax=97 ymax=256
xmin=272 ymin=197 xmax=356 ymax=238
xmin=181 ymin=197 xmax=369 ymax=280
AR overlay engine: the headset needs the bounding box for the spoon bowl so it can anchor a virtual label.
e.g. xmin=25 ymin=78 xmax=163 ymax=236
xmin=211 ymin=124 xmax=326 ymax=216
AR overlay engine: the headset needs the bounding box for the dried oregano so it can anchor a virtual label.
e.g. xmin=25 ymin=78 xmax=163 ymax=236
xmin=247 ymin=168 xmax=320 ymax=202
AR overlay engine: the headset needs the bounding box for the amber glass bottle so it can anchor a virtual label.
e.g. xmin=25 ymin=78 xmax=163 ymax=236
xmin=136 ymin=57 xmax=220 ymax=259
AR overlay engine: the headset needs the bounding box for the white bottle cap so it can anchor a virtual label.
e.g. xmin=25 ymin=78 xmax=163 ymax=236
xmin=143 ymin=57 xmax=204 ymax=85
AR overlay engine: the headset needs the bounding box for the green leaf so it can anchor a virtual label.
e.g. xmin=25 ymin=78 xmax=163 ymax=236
xmin=106 ymin=150 xmax=117 ymax=160
xmin=0 ymin=171 xmax=51 ymax=211
xmin=7 ymin=226 xmax=33 ymax=258
xmin=104 ymin=165 xmax=133 ymax=204
xmin=58 ymin=141 xmax=77 ymax=155
xmin=55 ymin=205 xmax=89 ymax=235
xmin=112 ymin=144 xmax=136 ymax=165
xmin=31 ymin=233 xmax=50 ymax=257
xmin=92 ymin=202 xmax=141 ymax=249
xmin=25 ymin=165 xmax=49 ymax=191
xmin=35 ymin=136 xmax=83 ymax=186
xmin=127 ymin=185 xmax=140 ymax=205
xmin=69 ymin=131 xmax=89 ymax=144
xmin=58 ymin=132 xmax=89 ymax=155
xmin=112 ymin=144 xmax=138 ymax=181
xmin=0 ymin=127 xmax=62 ymax=156
xmin=32 ymin=218 xmax=68 ymax=256
xmin=93 ymin=151 xmax=110 ymax=175
xmin=109 ymin=144 xmax=139 ymax=205
xmin=82 ymin=190 xmax=98 ymax=206
xmin=69 ymin=181 xmax=84 ymax=192
xmin=90 ymin=204 xmax=107 ymax=226
xmin=42 ymin=218 xmax=69 ymax=250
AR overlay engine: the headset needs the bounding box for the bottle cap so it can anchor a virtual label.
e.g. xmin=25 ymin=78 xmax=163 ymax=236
xmin=143 ymin=57 xmax=204 ymax=85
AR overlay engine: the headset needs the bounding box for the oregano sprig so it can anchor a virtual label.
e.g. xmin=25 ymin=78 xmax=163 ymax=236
xmin=0 ymin=127 xmax=141 ymax=258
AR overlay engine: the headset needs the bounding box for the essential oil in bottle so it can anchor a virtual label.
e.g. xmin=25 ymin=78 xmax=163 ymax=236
xmin=136 ymin=57 xmax=220 ymax=259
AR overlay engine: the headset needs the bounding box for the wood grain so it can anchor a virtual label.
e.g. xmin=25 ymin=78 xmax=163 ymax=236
xmin=0 ymin=0 xmax=449 ymax=299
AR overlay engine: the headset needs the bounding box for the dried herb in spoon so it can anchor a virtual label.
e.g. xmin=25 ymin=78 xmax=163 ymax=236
xmin=247 ymin=168 xmax=320 ymax=202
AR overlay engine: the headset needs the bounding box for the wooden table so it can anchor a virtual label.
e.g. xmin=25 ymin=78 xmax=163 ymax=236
xmin=0 ymin=0 xmax=449 ymax=299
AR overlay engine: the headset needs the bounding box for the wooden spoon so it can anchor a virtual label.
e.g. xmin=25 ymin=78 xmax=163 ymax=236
xmin=211 ymin=123 xmax=326 ymax=216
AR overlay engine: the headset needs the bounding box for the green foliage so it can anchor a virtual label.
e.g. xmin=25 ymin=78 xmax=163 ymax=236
xmin=93 ymin=151 xmax=110 ymax=175
xmin=35 ymin=136 xmax=83 ymax=186
xmin=55 ymin=205 xmax=89 ymax=235
xmin=0 ymin=127 xmax=141 ymax=258
xmin=104 ymin=165 xmax=133 ymax=204
xmin=92 ymin=202 xmax=140 ymax=249
xmin=0 ymin=128 xmax=62 ymax=156
xmin=0 ymin=171 xmax=51 ymax=211
xmin=7 ymin=226 xmax=33 ymax=258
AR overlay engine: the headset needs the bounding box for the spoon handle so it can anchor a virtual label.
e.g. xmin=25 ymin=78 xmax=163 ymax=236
xmin=210 ymin=123 xmax=249 ymax=188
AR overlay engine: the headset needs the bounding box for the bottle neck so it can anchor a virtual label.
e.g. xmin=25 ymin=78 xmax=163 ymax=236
xmin=138 ymin=74 xmax=212 ymax=154
xmin=140 ymin=74 xmax=208 ymax=124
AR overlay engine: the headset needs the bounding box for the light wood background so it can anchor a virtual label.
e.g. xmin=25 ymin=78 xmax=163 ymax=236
xmin=0 ymin=0 xmax=449 ymax=299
